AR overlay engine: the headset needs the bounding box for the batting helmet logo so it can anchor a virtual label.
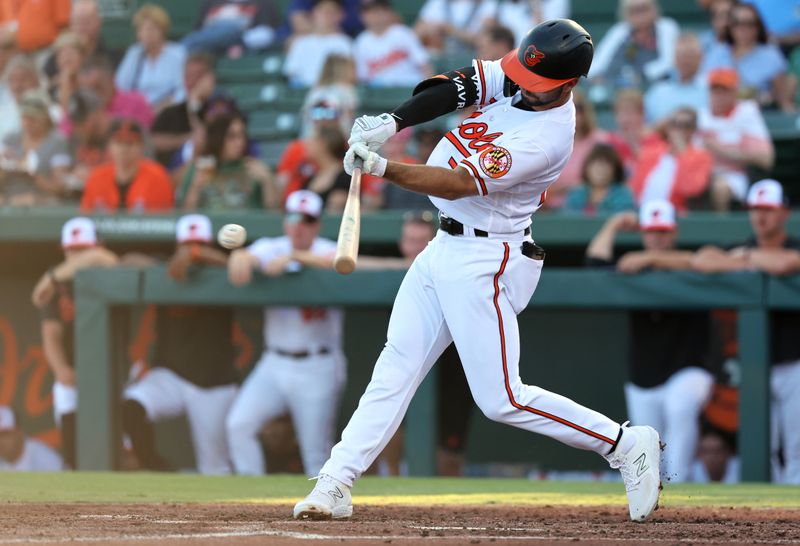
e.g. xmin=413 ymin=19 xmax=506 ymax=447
xmin=479 ymin=146 xmax=512 ymax=178
xmin=524 ymin=45 xmax=545 ymax=67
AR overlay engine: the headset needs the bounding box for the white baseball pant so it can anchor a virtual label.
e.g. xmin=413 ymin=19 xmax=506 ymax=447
xmin=123 ymin=367 xmax=237 ymax=475
xmin=771 ymin=359 xmax=800 ymax=484
xmin=321 ymin=232 xmax=623 ymax=486
xmin=624 ymin=366 xmax=714 ymax=482
xmin=225 ymin=350 xmax=346 ymax=476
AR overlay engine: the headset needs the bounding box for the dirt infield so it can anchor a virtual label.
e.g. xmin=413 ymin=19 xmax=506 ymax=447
xmin=1 ymin=503 xmax=798 ymax=545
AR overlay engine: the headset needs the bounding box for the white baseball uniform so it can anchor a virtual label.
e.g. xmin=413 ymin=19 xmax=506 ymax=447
xmin=0 ymin=438 xmax=63 ymax=472
xmin=320 ymin=60 xmax=623 ymax=486
xmin=226 ymin=236 xmax=347 ymax=477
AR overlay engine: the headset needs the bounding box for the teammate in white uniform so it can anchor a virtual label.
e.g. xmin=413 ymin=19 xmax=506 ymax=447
xmin=0 ymin=406 xmax=63 ymax=472
xmin=293 ymin=19 xmax=663 ymax=522
xmin=226 ymin=190 xmax=346 ymax=477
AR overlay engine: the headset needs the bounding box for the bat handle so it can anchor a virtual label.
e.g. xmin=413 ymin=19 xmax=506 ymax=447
xmin=353 ymin=156 xmax=364 ymax=171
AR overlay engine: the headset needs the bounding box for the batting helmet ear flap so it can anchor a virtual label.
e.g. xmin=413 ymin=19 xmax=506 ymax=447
xmin=503 ymin=75 xmax=519 ymax=97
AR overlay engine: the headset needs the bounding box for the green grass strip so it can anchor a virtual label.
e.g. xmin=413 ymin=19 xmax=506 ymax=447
xmin=1 ymin=473 xmax=798 ymax=508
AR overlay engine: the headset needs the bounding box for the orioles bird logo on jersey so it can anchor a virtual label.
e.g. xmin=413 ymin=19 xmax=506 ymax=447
xmin=479 ymin=146 xmax=512 ymax=178
xmin=524 ymin=45 xmax=545 ymax=67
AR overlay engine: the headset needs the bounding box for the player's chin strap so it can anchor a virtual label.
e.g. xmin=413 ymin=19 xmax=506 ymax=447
xmin=502 ymin=75 xmax=520 ymax=98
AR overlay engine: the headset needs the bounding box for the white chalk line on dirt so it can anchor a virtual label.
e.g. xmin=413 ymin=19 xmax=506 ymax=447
xmin=2 ymin=525 xmax=800 ymax=545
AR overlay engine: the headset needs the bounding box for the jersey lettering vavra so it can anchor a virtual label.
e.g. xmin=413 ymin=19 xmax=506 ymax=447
xmin=427 ymin=59 xmax=576 ymax=234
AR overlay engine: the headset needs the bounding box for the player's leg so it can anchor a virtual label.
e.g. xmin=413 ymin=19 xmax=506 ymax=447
xmin=285 ymin=352 xmax=347 ymax=476
xmin=52 ymin=382 xmax=77 ymax=469
xmin=295 ymin=242 xmax=452 ymax=519
xmin=437 ymin=238 xmax=661 ymax=521
xmin=185 ymin=382 xmax=238 ymax=475
xmin=225 ymin=352 xmax=287 ymax=475
xmin=319 ymin=245 xmax=452 ymax=486
xmin=123 ymin=368 xmax=186 ymax=470
xmin=662 ymin=367 xmax=714 ymax=482
xmin=772 ymin=360 xmax=800 ymax=484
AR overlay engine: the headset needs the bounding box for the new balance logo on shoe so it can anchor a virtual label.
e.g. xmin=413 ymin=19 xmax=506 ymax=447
xmin=633 ymin=453 xmax=649 ymax=478
xmin=328 ymin=487 xmax=344 ymax=499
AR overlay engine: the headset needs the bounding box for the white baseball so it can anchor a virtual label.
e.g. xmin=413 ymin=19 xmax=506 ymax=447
xmin=217 ymin=224 xmax=247 ymax=249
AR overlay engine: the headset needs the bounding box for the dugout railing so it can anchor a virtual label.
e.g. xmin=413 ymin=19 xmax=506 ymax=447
xmin=73 ymin=267 xmax=779 ymax=482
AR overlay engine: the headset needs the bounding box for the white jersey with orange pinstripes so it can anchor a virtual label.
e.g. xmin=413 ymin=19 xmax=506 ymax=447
xmin=427 ymin=59 xmax=576 ymax=234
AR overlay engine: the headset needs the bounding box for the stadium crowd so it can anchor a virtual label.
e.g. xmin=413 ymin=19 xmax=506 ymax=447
xmin=0 ymin=0 xmax=798 ymax=486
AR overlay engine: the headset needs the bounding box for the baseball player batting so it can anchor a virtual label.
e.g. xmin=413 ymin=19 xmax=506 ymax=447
xmin=294 ymin=19 xmax=663 ymax=522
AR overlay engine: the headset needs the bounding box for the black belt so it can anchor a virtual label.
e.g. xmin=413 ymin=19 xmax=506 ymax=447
xmin=439 ymin=215 xmax=531 ymax=238
xmin=272 ymin=347 xmax=330 ymax=359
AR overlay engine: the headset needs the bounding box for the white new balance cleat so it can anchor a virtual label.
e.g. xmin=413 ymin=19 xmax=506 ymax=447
xmin=606 ymin=423 xmax=663 ymax=522
xmin=293 ymin=474 xmax=353 ymax=520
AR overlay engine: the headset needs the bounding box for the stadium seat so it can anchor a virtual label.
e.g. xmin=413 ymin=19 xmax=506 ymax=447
xmin=248 ymin=110 xmax=302 ymax=140
xmin=358 ymin=87 xmax=413 ymax=114
xmin=216 ymin=54 xmax=286 ymax=84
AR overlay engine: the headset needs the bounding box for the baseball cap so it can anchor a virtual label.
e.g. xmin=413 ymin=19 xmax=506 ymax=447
xmin=286 ymin=190 xmax=324 ymax=220
xmin=708 ymin=68 xmax=738 ymax=90
xmin=61 ymin=217 xmax=98 ymax=250
xmin=747 ymin=179 xmax=786 ymax=209
xmin=0 ymin=406 xmax=16 ymax=432
xmin=639 ymin=200 xmax=677 ymax=232
xmin=175 ymin=214 xmax=213 ymax=244
xmin=110 ymin=118 xmax=144 ymax=144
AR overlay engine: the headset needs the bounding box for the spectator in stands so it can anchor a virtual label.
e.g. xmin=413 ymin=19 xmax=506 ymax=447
xmin=179 ymin=113 xmax=278 ymax=210
xmin=475 ymin=24 xmax=516 ymax=61
xmin=745 ymin=0 xmax=800 ymax=54
xmin=355 ymin=0 xmax=431 ymax=87
xmin=80 ymin=118 xmax=174 ymax=212
xmin=152 ymin=53 xmax=219 ymax=166
xmin=699 ymin=0 xmax=735 ymax=51
xmin=644 ymin=33 xmax=708 ymax=123
xmin=115 ymin=5 xmax=187 ymax=110
xmin=64 ymin=55 xmax=155 ymax=136
xmin=283 ymin=123 xmax=350 ymax=210
xmin=378 ymin=126 xmax=442 ymax=210
xmin=0 ymin=0 xmax=69 ymax=53
xmin=0 ymin=91 xmax=72 ymax=206
xmin=608 ymin=88 xmax=649 ymax=172
xmin=415 ymin=0 xmax=497 ymax=53
xmin=586 ymin=200 xmax=714 ymax=483
xmin=226 ymin=190 xmax=345 ymax=477
xmin=368 ymin=127 xmax=418 ymax=209
xmin=0 ymin=406 xmax=63 ymax=472
xmin=284 ymin=0 xmax=364 ymax=39
xmin=283 ymin=0 xmax=353 ymax=88
xmin=31 ymin=217 xmax=119 ymax=469
xmin=182 ymin=0 xmax=280 ymax=55
xmin=44 ymin=0 xmax=113 ymax=80
xmin=698 ymin=68 xmax=775 ymax=211
xmin=49 ymin=32 xmax=88 ymax=118
xmin=563 ymin=143 xmax=635 ymax=215
xmin=65 ymin=92 xmax=110 ymax=201
xmin=703 ymin=3 xmax=796 ymax=112
xmin=549 ymin=90 xmax=610 ymax=209
xmin=122 ymin=214 xmax=239 ymax=475
xmin=629 ymin=107 xmax=712 ymax=211
xmin=0 ymin=56 xmax=39 ymax=144
xmin=590 ymin=0 xmax=680 ymax=88
xmin=692 ymin=179 xmax=800 ymax=484
xmin=301 ymin=55 xmax=358 ymax=137
xmin=485 ymin=0 xmax=571 ymax=44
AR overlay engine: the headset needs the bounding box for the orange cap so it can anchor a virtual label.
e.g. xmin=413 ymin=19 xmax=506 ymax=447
xmin=708 ymin=68 xmax=738 ymax=89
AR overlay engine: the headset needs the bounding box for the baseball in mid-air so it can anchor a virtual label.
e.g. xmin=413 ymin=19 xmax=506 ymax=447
xmin=217 ymin=224 xmax=247 ymax=249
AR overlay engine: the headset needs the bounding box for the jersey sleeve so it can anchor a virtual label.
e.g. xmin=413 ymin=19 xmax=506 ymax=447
xmin=411 ymin=59 xmax=505 ymax=109
xmin=246 ymin=237 xmax=280 ymax=268
xmin=458 ymin=136 xmax=550 ymax=196
xmin=471 ymin=59 xmax=505 ymax=106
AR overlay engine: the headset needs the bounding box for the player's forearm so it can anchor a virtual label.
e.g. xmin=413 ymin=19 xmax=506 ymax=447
xmin=291 ymin=250 xmax=334 ymax=269
xmin=390 ymin=80 xmax=460 ymax=130
xmin=383 ymin=161 xmax=478 ymax=200
xmin=585 ymin=224 xmax=619 ymax=262
xmin=748 ymin=250 xmax=800 ymax=276
xmin=646 ymin=251 xmax=695 ymax=271
xmin=691 ymin=248 xmax=749 ymax=273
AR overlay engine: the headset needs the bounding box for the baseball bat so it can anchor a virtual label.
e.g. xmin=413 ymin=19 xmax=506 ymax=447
xmin=334 ymin=158 xmax=363 ymax=274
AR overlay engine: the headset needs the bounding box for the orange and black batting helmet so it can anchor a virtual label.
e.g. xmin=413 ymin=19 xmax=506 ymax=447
xmin=500 ymin=19 xmax=593 ymax=96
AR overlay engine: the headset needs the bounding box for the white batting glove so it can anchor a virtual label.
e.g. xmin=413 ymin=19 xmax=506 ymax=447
xmin=349 ymin=113 xmax=397 ymax=152
xmin=344 ymin=142 xmax=387 ymax=177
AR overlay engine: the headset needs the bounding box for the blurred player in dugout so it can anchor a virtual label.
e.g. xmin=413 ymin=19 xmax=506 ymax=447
xmin=586 ymin=200 xmax=715 ymax=482
xmin=226 ymin=190 xmax=346 ymax=477
xmin=122 ymin=214 xmax=239 ymax=474
xmin=32 ymin=217 xmax=118 ymax=469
